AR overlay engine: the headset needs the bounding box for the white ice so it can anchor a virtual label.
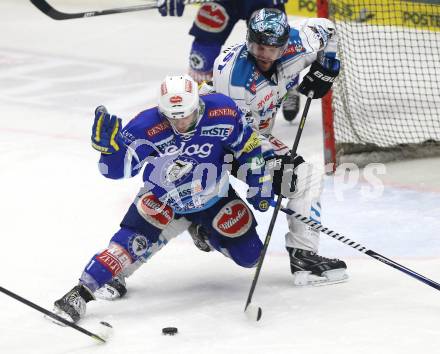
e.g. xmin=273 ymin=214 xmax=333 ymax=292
xmin=1 ymin=1 xmax=440 ymax=354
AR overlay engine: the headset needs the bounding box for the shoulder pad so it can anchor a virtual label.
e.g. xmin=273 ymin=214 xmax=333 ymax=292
xmin=125 ymin=107 xmax=173 ymax=141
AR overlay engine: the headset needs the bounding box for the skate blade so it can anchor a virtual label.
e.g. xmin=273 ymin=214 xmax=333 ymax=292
xmin=45 ymin=307 xmax=74 ymax=326
xmin=292 ymin=270 xmax=349 ymax=287
xmin=94 ymin=285 xmax=122 ymax=301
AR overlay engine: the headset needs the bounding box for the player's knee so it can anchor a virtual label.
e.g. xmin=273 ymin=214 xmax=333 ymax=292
xmin=230 ymin=246 xmax=260 ymax=268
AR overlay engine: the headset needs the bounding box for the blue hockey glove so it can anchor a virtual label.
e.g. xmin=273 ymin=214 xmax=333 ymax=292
xmin=246 ymin=175 xmax=275 ymax=213
xmin=157 ymin=0 xmax=185 ymax=17
xmin=298 ymin=54 xmax=340 ymax=99
xmin=91 ymin=108 xmax=123 ymax=154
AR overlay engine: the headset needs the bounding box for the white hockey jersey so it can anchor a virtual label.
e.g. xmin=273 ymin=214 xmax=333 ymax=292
xmin=212 ymin=18 xmax=337 ymax=136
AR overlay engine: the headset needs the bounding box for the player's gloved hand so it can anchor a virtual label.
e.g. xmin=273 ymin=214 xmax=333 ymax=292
xmin=266 ymin=154 xmax=305 ymax=197
xmin=91 ymin=107 xmax=123 ymax=154
xmin=157 ymin=0 xmax=185 ymax=17
xmin=246 ymin=175 xmax=275 ymax=212
xmin=298 ymin=54 xmax=340 ymax=99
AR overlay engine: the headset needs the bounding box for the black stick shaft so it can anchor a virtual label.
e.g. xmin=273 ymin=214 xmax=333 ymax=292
xmin=0 ymin=286 xmax=106 ymax=343
xmin=245 ymin=92 xmax=314 ymax=311
xmin=30 ymin=0 xmax=213 ymax=20
xmin=280 ymin=207 xmax=440 ymax=291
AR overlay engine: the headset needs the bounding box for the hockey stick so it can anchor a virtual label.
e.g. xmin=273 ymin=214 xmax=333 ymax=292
xmin=30 ymin=0 xmax=213 ymax=20
xmin=0 ymin=286 xmax=107 ymax=343
xmin=279 ymin=208 xmax=440 ymax=291
xmin=244 ymin=91 xmax=314 ymax=321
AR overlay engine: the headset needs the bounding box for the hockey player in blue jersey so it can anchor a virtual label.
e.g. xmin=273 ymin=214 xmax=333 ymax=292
xmin=156 ymin=0 xmax=300 ymax=122
xmin=95 ymin=9 xmax=347 ymax=301
xmin=53 ymin=74 xmax=278 ymax=323
xmin=208 ymin=8 xmax=348 ymax=285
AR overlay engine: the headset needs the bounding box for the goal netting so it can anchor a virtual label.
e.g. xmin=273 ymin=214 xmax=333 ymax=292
xmin=324 ymin=0 xmax=440 ymax=167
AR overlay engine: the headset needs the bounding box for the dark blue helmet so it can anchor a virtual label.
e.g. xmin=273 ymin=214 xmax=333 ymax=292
xmin=247 ymin=8 xmax=290 ymax=48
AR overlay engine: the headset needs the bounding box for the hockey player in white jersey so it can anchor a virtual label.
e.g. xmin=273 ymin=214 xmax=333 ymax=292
xmin=209 ymin=8 xmax=347 ymax=285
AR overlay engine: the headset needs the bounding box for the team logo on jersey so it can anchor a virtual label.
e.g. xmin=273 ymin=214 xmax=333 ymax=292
xmin=200 ymin=124 xmax=233 ymax=140
xmin=165 ymin=158 xmax=195 ymax=184
xmin=213 ymin=200 xmax=252 ymax=238
xmin=169 ymin=95 xmax=182 ymax=104
xmin=207 ymin=107 xmax=237 ymax=118
xmin=136 ymin=193 xmax=174 ymax=230
xmin=147 ymin=121 xmax=171 ymax=137
xmin=195 ymin=3 xmax=229 ymax=33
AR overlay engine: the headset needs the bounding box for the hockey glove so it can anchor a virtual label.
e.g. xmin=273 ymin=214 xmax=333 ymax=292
xmin=91 ymin=109 xmax=123 ymax=155
xmin=298 ymin=55 xmax=340 ymax=99
xmin=246 ymin=174 xmax=275 ymax=213
xmin=266 ymin=154 xmax=305 ymax=197
xmin=157 ymin=0 xmax=184 ymax=17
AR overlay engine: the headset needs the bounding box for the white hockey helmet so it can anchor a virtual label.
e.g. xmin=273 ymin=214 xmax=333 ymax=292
xmin=158 ymin=75 xmax=199 ymax=120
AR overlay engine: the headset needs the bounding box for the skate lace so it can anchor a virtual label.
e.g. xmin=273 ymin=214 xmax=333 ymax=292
xmin=308 ymin=251 xmax=339 ymax=262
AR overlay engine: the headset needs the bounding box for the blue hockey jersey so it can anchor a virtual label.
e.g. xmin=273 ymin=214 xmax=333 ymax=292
xmin=98 ymin=93 xmax=268 ymax=214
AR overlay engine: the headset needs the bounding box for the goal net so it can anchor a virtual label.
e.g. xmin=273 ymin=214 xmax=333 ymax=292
xmin=320 ymin=0 xmax=440 ymax=167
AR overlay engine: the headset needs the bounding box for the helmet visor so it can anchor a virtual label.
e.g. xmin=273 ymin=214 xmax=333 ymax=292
xmin=165 ymin=110 xmax=199 ymax=134
xmin=247 ymin=41 xmax=287 ymax=62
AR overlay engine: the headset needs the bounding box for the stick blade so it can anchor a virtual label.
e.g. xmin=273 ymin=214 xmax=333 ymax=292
xmin=244 ymin=303 xmax=262 ymax=321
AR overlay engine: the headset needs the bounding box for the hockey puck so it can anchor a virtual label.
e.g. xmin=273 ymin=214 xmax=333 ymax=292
xmin=162 ymin=327 xmax=178 ymax=336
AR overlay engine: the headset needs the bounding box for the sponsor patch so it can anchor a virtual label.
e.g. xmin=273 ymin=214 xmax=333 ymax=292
xmin=161 ymin=82 xmax=167 ymax=96
xmin=162 ymin=142 xmax=213 ymax=158
xmin=208 ymin=107 xmax=237 ymax=118
xmin=136 ymin=193 xmax=174 ymax=230
xmin=200 ymin=124 xmax=233 ymax=140
xmin=284 ymin=43 xmax=305 ymax=56
xmin=155 ymin=135 xmax=176 ymax=151
xmin=96 ymin=242 xmax=132 ymax=276
xmin=128 ymin=234 xmax=149 ymax=258
xmin=169 ymin=95 xmax=182 ymax=104
xmin=258 ymin=118 xmax=272 ymax=130
xmin=185 ymin=79 xmax=193 ymax=93
xmin=147 ymin=121 xmax=171 ymax=137
xmin=249 ymin=155 xmax=265 ymax=170
xmin=249 ymin=81 xmax=257 ymax=94
xmin=269 ymin=136 xmax=290 ymax=155
xmin=195 ymin=3 xmax=229 ymax=33
xmin=242 ymin=132 xmax=261 ymax=153
xmin=213 ymin=200 xmax=252 ymax=238
xmin=257 ymin=91 xmax=274 ymax=110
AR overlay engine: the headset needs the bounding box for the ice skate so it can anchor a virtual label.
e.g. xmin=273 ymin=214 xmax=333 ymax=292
xmin=282 ymin=89 xmax=300 ymax=122
xmin=95 ymin=276 xmax=127 ymax=301
xmin=287 ymin=247 xmax=348 ymax=286
xmin=53 ymin=285 xmax=94 ymax=324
